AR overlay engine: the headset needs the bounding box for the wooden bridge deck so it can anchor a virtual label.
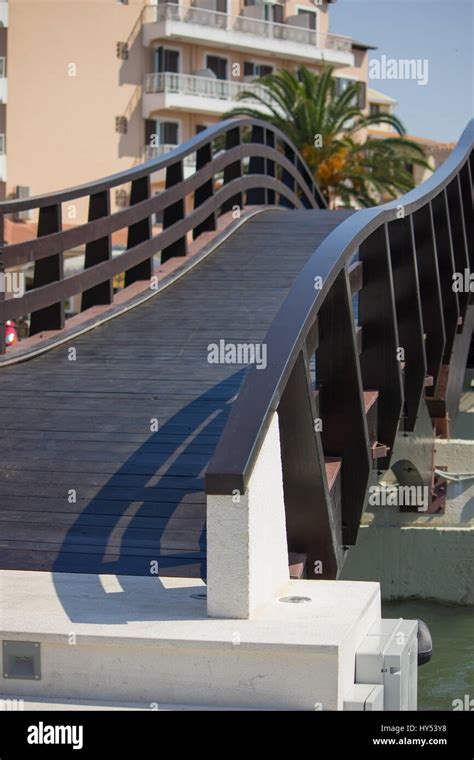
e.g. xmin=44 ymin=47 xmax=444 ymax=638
xmin=0 ymin=209 xmax=352 ymax=577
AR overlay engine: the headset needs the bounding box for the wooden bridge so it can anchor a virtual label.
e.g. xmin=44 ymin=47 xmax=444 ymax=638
xmin=0 ymin=119 xmax=472 ymax=583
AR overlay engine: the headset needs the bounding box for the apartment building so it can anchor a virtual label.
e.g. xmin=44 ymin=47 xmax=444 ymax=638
xmin=367 ymin=87 xmax=455 ymax=185
xmin=2 ymin=0 xmax=370 ymax=221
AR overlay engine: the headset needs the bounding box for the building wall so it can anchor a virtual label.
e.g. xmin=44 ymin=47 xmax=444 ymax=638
xmin=5 ymin=0 xmax=365 ymax=219
xmin=7 ymin=0 xmax=145 ymax=211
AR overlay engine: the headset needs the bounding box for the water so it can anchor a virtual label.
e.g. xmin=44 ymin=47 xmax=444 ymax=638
xmin=382 ymin=599 xmax=474 ymax=711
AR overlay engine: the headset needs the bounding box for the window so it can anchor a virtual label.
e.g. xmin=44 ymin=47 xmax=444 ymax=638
xmin=297 ymin=9 xmax=317 ymax=30
xmin=145 ymin=120 xmax=179 ymax=146
xmin=206 ymin=55 xmax=228 ymax=80
xmin=155 ymin=47 xmax=180 ymax=73
xmin=335 ymin=77 xmax=351 ymax=96
xmin=0 ymin=58 xmax=5 ymax=78
xmin=335 ymin=78 xmax=366 ymax=109
xmin=244 ymin=62 xmax=273 ymax=78
xmin=196 ymin=125 xmax=208 ymax=134
xmin=370 ymin=103 xmax=381 ymax=117
xmin=0 ymin=134 xmax=5 ymax=155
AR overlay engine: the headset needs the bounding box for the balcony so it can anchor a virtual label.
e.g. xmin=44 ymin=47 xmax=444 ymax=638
xmin=142 ymin=71 xmax=270 ymax=118
xmin=144 ymin=143 xmax=196 ymax=183
xmin=142 ymin=4 xmax=354 ymax=67
xmin=144 ymin=143 xmax=196 ymax=168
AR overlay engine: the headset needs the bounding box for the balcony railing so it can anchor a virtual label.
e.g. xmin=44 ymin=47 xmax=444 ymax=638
xmin=143 ymin=3 xmax=352 ymax=53
xmin=144 ymin=143 xmax=196 ymax=168
xmin=144 ymin=71 xmax=269 ymax=103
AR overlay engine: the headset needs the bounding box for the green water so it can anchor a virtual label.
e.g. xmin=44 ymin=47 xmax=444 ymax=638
xmin=382 ymin=600 xmax=474 ymax=711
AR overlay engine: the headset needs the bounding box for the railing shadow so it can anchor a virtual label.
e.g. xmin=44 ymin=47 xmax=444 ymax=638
xmin=52 ymin=371 xmax=245 ymax=624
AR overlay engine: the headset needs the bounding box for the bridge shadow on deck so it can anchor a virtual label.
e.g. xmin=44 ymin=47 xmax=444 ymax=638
xmin=51 ymin=372 xmax=245 ymax=585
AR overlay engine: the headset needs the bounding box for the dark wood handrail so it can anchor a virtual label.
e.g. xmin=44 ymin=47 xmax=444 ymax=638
xmin=205 ymin=119 xmax=474 ymax=496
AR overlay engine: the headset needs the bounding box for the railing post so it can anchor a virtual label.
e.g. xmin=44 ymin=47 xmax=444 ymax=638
xmin=161 ymin=160 xmax=188 ymax=264
xmin=221 ymin=126 xmax=242 ymax=213
xmin=412 ymin=203 xmax=446 ymax=394
xmin=387 ymin=216 xmax=427 ymax=431
xmin=247 ymin=124 xmax=266 ymax=205
xmin=0 ymin=212 xmax=5 ymax=354
xmin=446 ymin=174 xmax=470 ymax=322
xmin=359 ymin=224 xmax=404 ymax=465
xmin=430 ymin=191 xmax=460 ymax=362
xmin=316 ymin=268 xmax=372 ymax=545
xmin=193 ymin=140 xmax=217 ymax=240
xmin=265 ymin=129 xmax=276 ymax=205
xmin=81 ymin=190 xmax=113 ymax=311
xmin=280 ymin=142 xmax=296 ymax=208
xmin=29 ymin=204 xmax=64 ymax=336
xmin=458 ymin=160 xmax=473 ymax=272
xmin=124 ymin=175 xmax=153 ymax=287
xmin=278 ymin=349 xmax=339 ymax=579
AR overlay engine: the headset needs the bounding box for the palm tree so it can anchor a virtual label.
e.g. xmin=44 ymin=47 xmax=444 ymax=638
xmin=225 ymin=66 xmax=429 ymax=208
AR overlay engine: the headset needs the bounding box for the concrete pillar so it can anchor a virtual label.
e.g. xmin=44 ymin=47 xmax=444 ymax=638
xmin=206 ymin=413 xmax=290 ymax=619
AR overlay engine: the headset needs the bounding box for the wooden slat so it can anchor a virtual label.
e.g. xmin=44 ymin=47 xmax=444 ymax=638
xmin=316 ymin=268 xmax=372 ymax=545
xmin=81 ymin=190 xmax=113 ymax=311
xmin=446 ymin=174 xmax=470 ymax=322
xmin=278 ymin=349 xmax=340 ymax=579
xmin=193 ymin=142 xmax=216 ymax=240
xmin=124 ymin=175 xmax=152 ymax=286
xmin=29 ymin=204 xmax=64 ymax=335
xmin=359 ymin=224 xmax=403 ymax=467
xmin=387 ymin=216 xmax=426 ymax=431
xmin=430 ymin=191 xmax=460 ymax=361
xmin=412 ymin=204 xmax=446 ymax=395
xmin=348 ymin=260 xmax=363 ymax=295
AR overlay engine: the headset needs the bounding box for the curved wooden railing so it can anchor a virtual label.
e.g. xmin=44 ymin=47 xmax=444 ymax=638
xmin=0 ymin=118 xmax=325 ymax=352
xmin=206 ymin=120 xmax=474 ymax=579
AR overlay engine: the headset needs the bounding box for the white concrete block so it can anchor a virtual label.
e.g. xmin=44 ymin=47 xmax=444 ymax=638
xmin=207 ymin=412 xmax=289 ymax=619
xmin=0 ymin=571 xmax=381 ymax=710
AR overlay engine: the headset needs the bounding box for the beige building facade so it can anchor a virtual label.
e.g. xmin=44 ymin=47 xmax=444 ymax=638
xmin=1 ymin=0 xmax=371 ymax=221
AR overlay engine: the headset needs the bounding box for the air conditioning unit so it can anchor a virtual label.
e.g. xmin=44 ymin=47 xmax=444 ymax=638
xmin=115 ymin=116 xmax=128 ymax=134
xmin=14 ymin=186 xmax=32 ymax=222
xmin=116 ymin=42 xmax=128 ymax=61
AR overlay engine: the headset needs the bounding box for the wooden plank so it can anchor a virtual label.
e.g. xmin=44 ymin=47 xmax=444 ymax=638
xmin=0 ymin=209 xmax=337 ymax=577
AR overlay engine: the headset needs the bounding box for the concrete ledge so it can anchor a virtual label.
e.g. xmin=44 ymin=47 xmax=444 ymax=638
xmin=0 ymin=571 xmax=381 ymax=710
xmin=342 ymin=525 xmax=474 ymax=605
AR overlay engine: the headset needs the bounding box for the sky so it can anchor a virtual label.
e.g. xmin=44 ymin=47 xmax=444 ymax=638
xmin=329 ymin=0 xmax=473 ymax=142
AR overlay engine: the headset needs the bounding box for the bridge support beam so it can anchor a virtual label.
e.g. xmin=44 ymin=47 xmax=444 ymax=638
xmin=206 ymin=413 xmax=289 ymax=619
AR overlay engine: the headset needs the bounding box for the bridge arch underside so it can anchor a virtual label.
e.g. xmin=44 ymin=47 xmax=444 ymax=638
xmin=0 ymin=209 xmax=355 ymax=578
